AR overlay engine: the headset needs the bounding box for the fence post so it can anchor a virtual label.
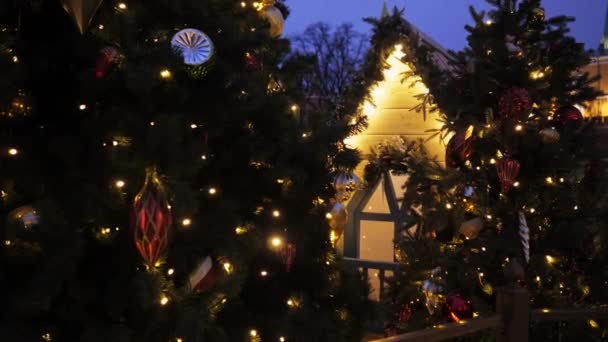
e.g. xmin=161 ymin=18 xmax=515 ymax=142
xmin=496 ymin=285 xmax=529 ymax=342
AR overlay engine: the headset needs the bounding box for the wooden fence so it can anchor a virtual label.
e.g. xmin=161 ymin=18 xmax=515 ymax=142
xmin=370 ymin=285 xmax=608 ymax=342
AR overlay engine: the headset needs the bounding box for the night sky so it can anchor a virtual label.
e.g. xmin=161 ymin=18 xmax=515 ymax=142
xmin=285 ymin=0 xmax=607 ymax=52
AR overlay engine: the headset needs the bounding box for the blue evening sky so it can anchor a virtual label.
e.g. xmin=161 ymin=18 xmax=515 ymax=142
xmin=285 ymin=0 xmax=606 ymax=52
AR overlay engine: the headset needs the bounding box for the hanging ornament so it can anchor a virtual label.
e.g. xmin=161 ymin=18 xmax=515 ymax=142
xmin=496 ymin=157 xmax=521 ymax=193
xmin=539 ymin=128 xmax=560 ymax=144
xmin=397 ymin=303 xmax=413 ymax=323
xmin=333 ymin=172 xmax=359 ymax=202
xmin=7 ymin=206 xmax=40 ymax=229
xmin=498 ymin=87 xmax=531 ymax=121
xmin=61 ymin=0 xmax=104 ymax=34
xmin=279 ymin=243 xmax=296 ymax=272
xmin=171 ymin=29 xmax=214 ymax=66
xmin=1 ymin=90 xmax=32 ymax=118
xmin=245 ymin=52 xmax=264 ymax=72
xmin=444 ymin=294 xmax=473 ymax=322
xmin=518 ymin=211 xmax=530 ymax=263
xmin=445 ymin=125 xmax=474 ymax=168
xmin=95 ymin=46 xmax=123 ymax=78
xmin=188 ymin=256 xmax=219 ymax=292
xmin=132 ymin=168 xmax=172 ymax=268
xmin=258 ymin=3 xmax=284 ymax=38
xmin=504 ymin=35 xmax=523 ymax=58
xmin=423 ymin=267 xmax=445 ymax=315
xmin=327 ymin=203 xmax=348 ymax=246
xmin=458 ymin=217 xmax=483 ymax=240
xmin=553 ymin=105 xmax=583 ymax=129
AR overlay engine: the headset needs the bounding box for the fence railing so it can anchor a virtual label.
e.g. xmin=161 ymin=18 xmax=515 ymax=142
xmin=342 ymin=257 xmax=398 ymax=302
xmin=369 ymin=284 xmax=608 ymax=342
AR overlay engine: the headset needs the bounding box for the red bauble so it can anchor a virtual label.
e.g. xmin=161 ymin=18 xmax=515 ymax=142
xmin=280 ymin=243 xmax=297 ymax=272
xmin=188 ymin=256 xmax=218 ymax=292
xmin=132 ymin=168 xmax=172 ymax=268
xmin=554 ymin=105 xmax=583 ymax=128
xmin=446 ymin=126 xmax=474 ymax=168
xmin=496 ymin=157 xmax=521 ymax=193
xmin=397 ymin=303 xmax=413 ymax=323
xmin=96 ymin=46 xmax=122 ymax=78
xmin=498 ymin=87 xmax=531 ymax=121
xmin=444 ymin=293 xmax=473 ymax=322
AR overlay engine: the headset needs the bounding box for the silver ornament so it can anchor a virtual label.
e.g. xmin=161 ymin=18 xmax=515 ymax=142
xmin=171 ymin=29 xmax=214 ymax=66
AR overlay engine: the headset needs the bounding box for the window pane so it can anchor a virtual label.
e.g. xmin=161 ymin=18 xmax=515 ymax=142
xmin=362 ymin=178 xmax=390 ymax=214
xmin=359 ymin=220 xmax=394 ymax=262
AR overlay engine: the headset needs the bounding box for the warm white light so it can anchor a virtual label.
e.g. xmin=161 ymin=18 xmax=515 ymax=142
xmin=260 ymin=270 xmax=268 ymax=277
xmin=545 ymin=255 xmax=556 ymax=264
xmin=117 ymin=3 xmax=127 ymax=10
xmin=208 ymin=187 xmax=217 ymax=195
xmin=190 ymin=124 xmax=198 ymax=129
xmin=223 ymin=262 xmax=233 ymax=273
xmin=271 ymin=236 xmax=282 ymax=247
xmin=485 ymin=19 xmax=493 ymax=25
xmin=515 ymin=124 xmax=523 ymax=132
xmin=272 ymin=210 xmax=281 ymax=217
xmin=545 ymin=177 xmax=554 ymax=184
xmin=150 ymin=121 xmax=155 ymax=126
xmin=287 ymin=299 xmax=294 ymax=306
xmin=112 ymin=140 xmax=118 ymax=146
xmin=160 ymin=296 xmax=169 ymax=305
xmin=8 ymin=148 xmax=18 ymax=156
xmin=529 ymin=208 xmax=536 ymax=214
xmin=181 ymin=218 xmax=192 ymax=227
xmin=115 ymin=180 xmax=125 ymax=188
xmin=98 ymin=24 xmax=105 ymax=30
xmin=201 ymin=155 xmax=207 ymax=160
xmin=167 ymin=268 xmax=175 ymax=276
xmin=12 ymin=55 xmax=18 ymax=63
xmin=574 ymin=205 xmax=579 ymax=210
xmin=489 ymin=158 xmax=496 ymax=164
xmin=279 ymin=337 xmax=286 ymax=342
xmin=290 ymin=105 xmax=298 ymax=112
xmin=250 ymin=330 xmax=258 ymax=337
xmin=160 ymin=69 xmax=172 ymax=79
xmin=445 ymin=203 xmax=453 ymax=209
xmin=79 ymin=104 xmax=87 ymax=110
xmin=513 ymin=181 xmax=520 ymax=188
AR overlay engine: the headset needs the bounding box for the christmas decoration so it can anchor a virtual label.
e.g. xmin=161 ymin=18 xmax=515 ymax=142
xmin=496 ymin=157 xmax=521 ymax=193
xmin=498 ymin=87 xmax=531 ymax=121
xmin=530 ymin=7 xmax=545 ymax=23
xmin=333 ymin=172 xmax=359 ymax=202
xmin=188 ymin=256 xmax=219 ymax=292
xmin=397 ymin=303 xmax=413 ymax=323
xmin=245 ymin=52 xmax=264 ymax=72
xmin=258 ymin=3 xmax=284 ymax=38
xmin=132 ymin=168 xmax=172 ymax=268
xmin=553 ymin=105 xmax=583 ymax=128
xmin=8 ymin=206 xmax=40 ymax=229
xmin=171 ymin=29 xmax=214 ymax=66
xmin=539 ymin=128 xmax=560 ymax=144
xmin=279 ymin=243 xmax=296 ymax=272
xmin=95 ymin=46 xmax=122 ymax=78
xmin=61 ymin=0 xmax=104 ymax=34
xmin=444 ymin=293 xmax=473 ymax=322
xmin=327 ymin=202 xmax=347 ymax=245
xmin=518 ymin=211 xmax=530 ymax=263
xmin=504 ymin=35 xmax=523 ymax=57
xmin=445 ymin=125 xmax=473 ymax=168
xmin=1 ymin=90 xmax=32 ymax=118
xmin=422 ymin=267 xmax=445 ymax=315
xmin=458 ymin=217 xmax=483 ymax=239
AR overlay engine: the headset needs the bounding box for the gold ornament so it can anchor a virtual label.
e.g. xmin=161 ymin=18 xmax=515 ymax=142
xmin=327 ymin=203 xmax=347 ymax=245
xmin=458 ymin=217 xmax=483 ymax=239
xmin=258 ymin=4 xmax=284 ymax=38
xmin=333 ymin=173 xmax=359 ymax=202
xmin=539 ymin=128 xmax=560 ymax=144
xmin=61 ymin=0 xmax=104 ymax=34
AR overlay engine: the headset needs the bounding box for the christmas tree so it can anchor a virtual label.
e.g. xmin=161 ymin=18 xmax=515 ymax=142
xmin=361 ymin=1 xmax=607 ymax=338
xmin=0 ymin=1 xmax=370 ymax=341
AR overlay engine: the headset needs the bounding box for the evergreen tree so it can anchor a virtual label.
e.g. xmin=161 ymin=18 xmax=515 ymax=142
xmin=362 ymin=1 xmax=606 ymax=339
xmin=0 ymin=1 xmax=369 ymax=341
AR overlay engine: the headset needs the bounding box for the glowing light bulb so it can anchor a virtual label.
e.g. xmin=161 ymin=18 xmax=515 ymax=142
xmin=235 ymin=226 xmax=248 ymax=234
xmin=150 ymin=121 xmax=155 ymax=126
xmin=160 ymin=69 xmax=172 ymax=79
xmin=8 ymin=148 xmax=18 ymax=156
xmin=181 ymin=218 xmax=192 ymax=227
xmin=112 ymin=140 xmax=118 ymax=146
xmin=115 ymin=180 xmax=125 ymax=188
xmin=489 ymin=158 xmax=496 ymax=164
xmin=208 ymin=187 xmax=217 ymax=195
xmin=117 ymin=3 xmax=127 ymax=10
xmin=513 ymin=181 xmax=520 ymax=188
xmin=190 ymin=123 xmax=198 ymax=129
xmin=240 ymin=2 xmax=246 ymax=7
xmin=272 ymin=210 xmax=281 ymax=218
xmin=515 ymin=124 xmax=523 ymax=132
xmin=545 ymin=177 xmax=554 ymax=184
xmin=260 ymin=270 xmax=268 ymax=277
xmin=201 ymin=155 xmax=207 ymax=160
xmin=79 ymin=104 xmax=87 ymax=110
xmin=545 ymin=255 xmax=556 ymax=264
xmin=485 ymin=19 xmax=493 ymax=25
xmin=290 ymin=105 xmax=298 ymax=112
xmin=167 ymin=268 xmax=175 ymax=276
xmin=160 ymin=296 xmax=169 ymax=305
xmin=279 ymin=337 xmax=286 ymax=342
xmin=445 ymin=203 xmax=453 ymax=209
xmin=250 ymin=330 xmax=258 ymax=337
xmin=287 ymin=299 xmax=294 ymax=306
xmin=223 ymin=262 xmax=233 ymax=273
xmin=98 ymin=24 xmax=105 ymax=30
xmin=271 ymin=236 xmax=282 ymax=247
